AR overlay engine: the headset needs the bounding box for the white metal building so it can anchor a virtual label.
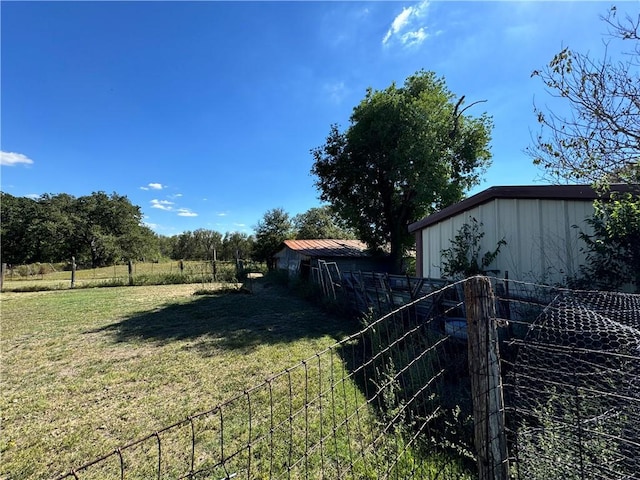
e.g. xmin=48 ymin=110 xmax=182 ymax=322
xmin=408 ymin=185 xmax=631 ymax=285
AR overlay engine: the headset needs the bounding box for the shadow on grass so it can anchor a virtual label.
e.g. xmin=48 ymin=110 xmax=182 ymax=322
xmin=91 ymin=280 xmax=359 ymax=355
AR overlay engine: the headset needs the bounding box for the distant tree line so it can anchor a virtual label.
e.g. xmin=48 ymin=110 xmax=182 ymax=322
xmin=161 ymin=230 xmax=254 ymax=262
xmin=0 ymin=191 xmax=355 ymax=269
xmin=1 ymin=191 xmax=159 ymax=268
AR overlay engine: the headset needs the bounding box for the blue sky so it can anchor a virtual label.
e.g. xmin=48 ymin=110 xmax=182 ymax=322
xmin=1 ymin=1 xmax=632 ymax=236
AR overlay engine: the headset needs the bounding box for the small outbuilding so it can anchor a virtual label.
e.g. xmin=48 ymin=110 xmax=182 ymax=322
xmin=408 ymin=184 xmax=634 ymax=285
xmin=273 ymin=239 xmax=383 ymax=279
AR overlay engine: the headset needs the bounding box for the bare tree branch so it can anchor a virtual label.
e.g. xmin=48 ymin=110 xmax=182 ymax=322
xmin=527 ymin=7 xmax=640 ymax=188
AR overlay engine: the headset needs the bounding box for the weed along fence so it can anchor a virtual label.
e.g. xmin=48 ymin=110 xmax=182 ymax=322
xmin=501 ymin=284 xmax=640 ymax=480
xmin=336 ymin=273 xmax=640 ymax=479
xmin=52 ymin=277 xmax=640 ymax=479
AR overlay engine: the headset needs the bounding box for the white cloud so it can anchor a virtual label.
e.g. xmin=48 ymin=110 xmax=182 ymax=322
xmin=150 ymin=199 xmax=174 ymax=211
xmin=382 ymin=0 xmax=431 ymax=48
xmin=383 ymin=7 xmax=412 ymax=44
xmin=177 ymin=208 xmax=198 ymax=217
xmin=0 ymin=151 xmax=34 ymax=167
xmin=140 ymin=182 xmax=165 ymax=191
xmin=324 ymin=81 xmax=348 ymax=104
xmin=401 ymin=27 xmax=428 ymax=47
xmin=25 ymin=193 xmax=40 ymax=199
xmin=217 ymin=212 xmax=228 ymax=217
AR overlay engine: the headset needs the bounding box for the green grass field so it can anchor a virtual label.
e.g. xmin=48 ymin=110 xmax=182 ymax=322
xmin=1 ymin=277 xmax=473 ymax=479
xmin=1 ymin=261 xmax=252 ymax=292
xmin=1 ymin=280 xmax=366 ymax=478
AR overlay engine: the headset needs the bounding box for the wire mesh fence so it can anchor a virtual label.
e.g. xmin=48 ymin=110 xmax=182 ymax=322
xmin=498 ymin=280 xmax=640 ymax=480
xmin=50 ymin=276 xmax=640 ymax=480
xmin=53 ymin=280 xmax=475 ymax=480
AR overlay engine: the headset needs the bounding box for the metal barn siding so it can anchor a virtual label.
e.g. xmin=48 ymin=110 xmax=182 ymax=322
xmin=417 ymin=197 xmax=594 ymax=284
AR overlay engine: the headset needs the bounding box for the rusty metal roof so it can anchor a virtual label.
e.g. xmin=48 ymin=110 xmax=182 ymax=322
xmin=281 ymin=239 xmax=370 ymax=258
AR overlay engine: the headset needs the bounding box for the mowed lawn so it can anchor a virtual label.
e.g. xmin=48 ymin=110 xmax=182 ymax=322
xmin=1 ymin=281 xmax=361 ymax=479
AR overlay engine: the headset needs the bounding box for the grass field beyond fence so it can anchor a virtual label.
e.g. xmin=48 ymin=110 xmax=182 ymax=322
xmin=1 ymin=261 xmax=260 ymax=292
xmin=1 ymin=281 xmax=363 ymax=479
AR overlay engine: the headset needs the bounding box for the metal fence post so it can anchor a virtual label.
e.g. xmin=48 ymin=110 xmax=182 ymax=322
xmin=464 ymin=276 xmax=509 ymax=480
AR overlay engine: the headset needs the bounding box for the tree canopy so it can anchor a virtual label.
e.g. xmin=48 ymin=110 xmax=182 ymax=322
xmin=529 ymin=7 xmax=640 ymax=292
xmin=292 ymin=206 xmax=355 ymax=240
xmin=527 ymin=7 xmax=640 ymax=187
xmin=172 ymin=229 xmax=223 ymax=261
xmin=311 ymin=70 xmax=493 ymax=272
xmin=0 ymin=191 xmax=157 ymax=267
xmin=253 ymin=207 xmax=293 ymax=269
xmin=0 ymin=191 xmax=260 ymax=267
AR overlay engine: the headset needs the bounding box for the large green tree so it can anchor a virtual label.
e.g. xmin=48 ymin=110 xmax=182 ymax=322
xmin=0 ymin=191 xmax=156 ymax=267
xmin=311 ymin=70 xmax=493 ymax=272
xmin=293 ymin=206 xmax=355 ymax=240
xmin=253 ymin=208 xmax=293 ymax=269
xmin=74 ymin=192 xmax=148 ymax=267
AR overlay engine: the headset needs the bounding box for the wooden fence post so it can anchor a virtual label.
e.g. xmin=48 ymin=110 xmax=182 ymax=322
xmin=71 ymin=257 xmax=76 ymax=289
xmin=212 ymin=248 xmax=218 ymax=282
xmin=235 ymin=249 xmax=240 ymax=278
xmin=128 ymin=260 xmax=134 ymax=286
xmin=464 ymin=276 xmax=509 ymax=480
xmin=0 ymin=263 xmax=5 ymax=290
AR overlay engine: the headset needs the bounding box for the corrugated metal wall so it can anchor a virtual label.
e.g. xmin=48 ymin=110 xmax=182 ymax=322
xmin=419 ymin=198 xmax=595 ymax=284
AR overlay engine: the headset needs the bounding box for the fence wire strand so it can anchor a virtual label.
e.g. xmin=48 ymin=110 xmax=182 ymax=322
xmin=52 ymin=278 xmax=473 ymax=480
xmin=51 ymin=276 xmax=639 ymax=480
xmin=498 ymin=279 xmax=640 ymax=480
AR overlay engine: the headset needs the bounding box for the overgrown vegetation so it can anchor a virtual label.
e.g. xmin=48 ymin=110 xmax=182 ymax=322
xmin=513 ymin=387 xmax=628 ymax=479
xmin=575 ymin=193 xmax=640 ymax=292
xmin=358 ymin=307 xmax=476 ymax=476
xmin=440 ymin=217 xmax=506 ymax=279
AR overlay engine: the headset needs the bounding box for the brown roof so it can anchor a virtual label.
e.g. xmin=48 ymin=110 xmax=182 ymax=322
xmin=280 ymin=239 xmax=370 ymax=258
xmin=408 ymin=184 xmax=638 ymax=233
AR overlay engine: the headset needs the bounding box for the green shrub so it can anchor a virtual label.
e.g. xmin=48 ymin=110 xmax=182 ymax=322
xmin=440 ymin=217 xmax=506 ymax=279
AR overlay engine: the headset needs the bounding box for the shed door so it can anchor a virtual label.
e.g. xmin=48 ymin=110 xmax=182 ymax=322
xmin=300 ymin=259 xmax=311 ymax=280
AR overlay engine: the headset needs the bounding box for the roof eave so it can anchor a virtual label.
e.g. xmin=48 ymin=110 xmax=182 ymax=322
xmin=408 ymin=184 xmax=638 ymax=233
